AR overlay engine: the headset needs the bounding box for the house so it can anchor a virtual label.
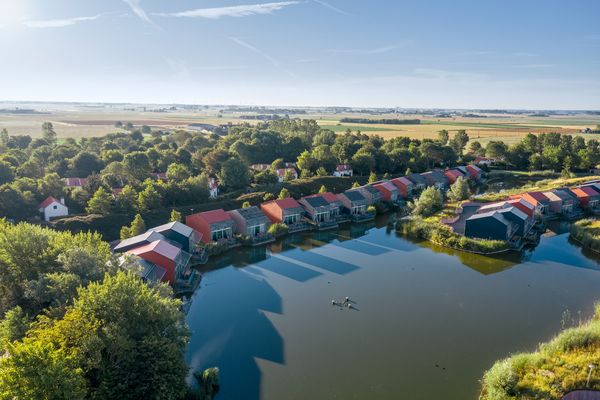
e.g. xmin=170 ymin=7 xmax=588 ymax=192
xmin=122 ymin=257 xmax=167 ymax=284
xmin=541 ymin=191 xmax=566 ymax=215
xmin=406 ymin=173 xmax=428 ymax=191
xmin=372 ymin=181 xmax=400 ymax=203
xmin=546 ymin=189 xmax=580 ymax=216
xmin=391 ymin=177 xmax=414 ymax=199
xmin=209 ymin=178 xmax=219 ymax=199
xmin=38 ymin=197 xmax=68 ymax=221
xmin=356 ymin=184 xmax=383 ymax=205
xmin=478 ymin=198 xmax=535 ymax=219
xmin=337 ymin=189 xmax=372 ymax=221
xmin=149 ymin=221 xmax=202 ymax=253
xmin=465 ymin=164 xmax=483 ymax=180
xmin=474 ymin=156 xmax=495 ymax=166
xmin=494 ymin=207 xmax=533 ymax=237
xmin=572 ymin=187 xmax=600 ymax=210
xmin=126 ymin=240 xmax=193 ymax=285
xmin=113 ymin=230 xmax=167 ymax=253
xmin=299 ymin=194 xmax=339 ymax=229
xmin=186 ymin=209 xmax=236 ymax=243
xmin=444 ymin=168 xmax=465 ymax=184
xmin=333 ymin=164 xmax=353 ymax=177
xmin=228 ymin=206 xmax=272 ymax=240
xmin=64 ymin=177 xmax=88 ymax=188
xmin=421 ymin=170 xmax=450 ymax=190
xmin=276 ymin=168 xmax=298 ymax=182
xmin=465 ymin=210 xmax=516 ymax=242
xmin=261 ymin=198 xmax=307 ymax=232
xmin=517 ymin=192 xmax=552 ymax=217
xmin=250 ymin=163 xmax=270 ymax=172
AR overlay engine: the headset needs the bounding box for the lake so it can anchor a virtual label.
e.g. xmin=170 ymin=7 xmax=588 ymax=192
xmin=185 ymin=216 xmax=600 ymax=400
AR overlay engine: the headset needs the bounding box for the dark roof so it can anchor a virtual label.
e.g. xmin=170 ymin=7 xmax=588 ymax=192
xmin=114 ymin=231 xmax=165 ymax=251
xmin=407 ymin=173 xmax=427 ymax=185
xmin=359 ymin=185 xmax=380 ymax=195
xmin=343 ymin=189 xmax=366 ymax=202
xmin=151 ymin=221 xmax=195 ymax=238
xmin=233 ymin=206 xmax=268 ymax=220
xmin=303 ymin=195 xmax=330 ymax=208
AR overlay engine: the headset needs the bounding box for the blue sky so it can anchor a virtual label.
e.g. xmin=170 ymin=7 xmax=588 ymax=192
xmin=0 ymin=0 xmax=599 ymax=109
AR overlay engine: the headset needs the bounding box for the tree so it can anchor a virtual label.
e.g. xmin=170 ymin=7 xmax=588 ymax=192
xmin=315 ymin=167 xmax=328 ymax=177
xmin=278 ymin=188 xmax=290 ymax=199
xmin=41 ymin=122 xmax=57 ymax=144
xmin=114 ymin=121 xmax=123 ymax=128
xmin=38 ymin=173 xmax=65 ymax=199
xmin=137 ymin=184 xmax=162 ymax=212
xmin=123 ymin=152 xmax=151 ymax=181
xmin=447 ymin=176 xmax=470 ymax=202
xmin=120 ymin=214 xmax=146 ymax=240
xmin=115 ymin=185 xmax=138 ymax=213
xmin=486 ymin=141 xmax=508 ymax=160
xmin=318 ymin=185 xmax=327 ymax=194
xmin=368 ymin=171 xmax=378 ymax=183
xmin=437 ymin=130 xmax=449 ymax=144
xmin=0 ymin=306 xmax=29 ymax=345
xmin=242 ymin=201 xmax=251 ymax=208
xmin=351 ymin=181 xmax=360 ymax=189
xmin=270 ymin=158 xmax=285 ymax=170
xmin=218 ymin=158 xmax=250 ymax=190
xmin=296 ymin=150 xmax=317 ymax=175
xmin=170 ymin=209 xmax=182 ymax=222
xmin=451 ymin=130 xmax=469 ymax=155
xmin=86 ymin=187 xmax=113 ymax=215
xmin=411 ymin=187 xmax=443 ymax=217
xmin=166 ymin=163 xmax=190 ymax=181
xmin=351 ymin=151 xmax=375 ymax=175
xmin=0 ymin=161 xmax=15 ymax=185
xmin=468 ymin=141 xmax=483 ymax=154
xmin=141 ymin=125 xmax=151 ymax=134
xmin=263 ymin=192 xmax=275 ymax=201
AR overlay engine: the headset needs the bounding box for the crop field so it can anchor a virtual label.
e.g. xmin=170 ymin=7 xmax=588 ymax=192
xmin=1 ymin=102 xmax=599 ymax=145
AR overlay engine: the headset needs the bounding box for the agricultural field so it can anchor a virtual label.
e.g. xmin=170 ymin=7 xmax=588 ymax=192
xmin=1 ymin=101 xmax=600 ymax=145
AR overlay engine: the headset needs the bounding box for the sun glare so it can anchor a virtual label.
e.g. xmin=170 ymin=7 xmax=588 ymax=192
xmin=0 ymin=0 xmax=28 ymax=26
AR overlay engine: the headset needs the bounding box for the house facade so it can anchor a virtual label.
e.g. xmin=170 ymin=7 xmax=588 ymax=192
xmin=406 ymin=173 xmax=428 ymax=191
xmin=38 ymin=196 xmax=68 ymax=221
xmin=126 ymin=240 xmax=193 ymax=285
xmin=150 ymin=221 xmax=202 ymax=253
xmin=465 ymin=211 xmax=516 ymax=241
xmin=391 ymin=177 xmax=414 ymax=198
xmin=337 ymin=189 xmax=372 ymax=221
xmin=421 ymin=170 xmax=450 ymax=190
xmin=356 ymin=185 xmax=383 ymax=205
xmin=261 ymin=198 xmax=307 ymax=231
xmin=186 ymin=209 xmax=236 ymax=243
xmin=209 ymin=178 xmax=219 ymax=199
xmin=333 ymin=164 xmax=353 ymax=177
xmin=299 ymin=194 xmax=338 ymax=229
xmin=372 ymin=181 xmax=400 ymax=203
xmin=228 ymin=206 xmax=271 ymax=238
xmin=518 ymin=192 xmax=552 ymax=217
xmin=572 ymin=187 xmax=600 ymax=210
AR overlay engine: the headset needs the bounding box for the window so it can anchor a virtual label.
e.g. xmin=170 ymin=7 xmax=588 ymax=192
xmin=53 ymin=205 xmax=57 ymax=210
xmin=284 ymin=214 xmax=298 ymax=225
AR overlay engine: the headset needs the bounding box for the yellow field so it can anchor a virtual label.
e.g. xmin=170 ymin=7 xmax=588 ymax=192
xmin=1 ymin=102 xmax=599 ymax=145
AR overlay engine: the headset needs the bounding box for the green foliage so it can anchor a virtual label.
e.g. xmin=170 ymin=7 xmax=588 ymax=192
xmin=86 ymin=187 xmax=113 ymax=215
xmin=570 ymin=219 xmax=600 ymax=253
xmin=218 ymin=158 xmax=250 ymax=190
xmin=0 ymin=306 xmax=30 ymax=346
xmin=278 ymin=188 xmax=291 ymax=199
xmin=411 ymin=187 xmax=444 ymax=217
xmin=170 ymin=209 xmax=182 ymax=222
xmin=367 ymin=205 xmax=376 ymax=214
xmin=447 ymin=176 xmax=470 ymax=202
xmin=318 ymin=185 xmax=327 ymax=194
xmin=242 ymin=201 xmax=251 ymax=208
xmin=263 ymin=192 xmax=275 ymax=201
xmin=120 ymin=214 xmax=146 ymax=240
xmin=194 ymin=367 xmax=220 ymax=400
xmin=268 ymin=223 xmax=289 ymax=237
xmin=351 ymin=181 xmax=360 ymax=189
xmin=137 ymin=183 xmax=162 ymax=212
xmin=368 ymin=171 xmax=378 ymax=183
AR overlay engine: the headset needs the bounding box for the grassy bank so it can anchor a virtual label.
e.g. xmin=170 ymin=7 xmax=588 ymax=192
xmin=481 ymin=304 xmax=600 ymax=399
xmin=396 ymin=216 xmax=509 ymax=254
xmin=50 ymin=176 xmax=367 ymax=241
xmin=570 ymin=219 xmax=600 ymax=254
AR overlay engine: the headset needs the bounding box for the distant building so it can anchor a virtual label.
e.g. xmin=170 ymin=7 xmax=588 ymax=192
xmin=38 ymin=196 xmax=68 ymax=221
xmin=250 ymin=163 xmax=270 ymax=172
xmin=333 ymin=164 xmax=353 ymax=177
xmin=208 ymin=178 xmax=219 ymax=198
xmin=421 ymin=170 xmax=450 ymax=190
xmin=64 ymin=177 xmax=88 ymax=189
xmin=356 ymin=185 xmax=383 ymax=205
xmin=228 ymin=206 xmax=271 ymax=238
xmin=474 ymin=156 xmax=495 ymax=166
xmin=276 ymin=168 xmax=298 ymax=182
xmin=186 ymin=209 xmax=236 ymax=243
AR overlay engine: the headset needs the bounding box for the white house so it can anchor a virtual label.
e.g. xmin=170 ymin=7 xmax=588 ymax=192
xmin=209 ymin=178 xmax=219 ymax=198
xmin=333 ymin=164 xmax=353 ymax=177
xmin=39 ymin=196 xmax=68 ymax=221
xmin=276 ymin=168 xmax=298 ymax=182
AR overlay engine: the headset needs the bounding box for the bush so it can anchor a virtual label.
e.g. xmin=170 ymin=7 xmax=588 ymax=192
xmin=481 ymin=359 xmax=518 ymax=400
xmin=411 ymin=187 xmax=443 ymax=217
xmin=268 ymin=223 xmax=289 ymax=237
xmin=367 ymin=205 xmax=376 ymax=214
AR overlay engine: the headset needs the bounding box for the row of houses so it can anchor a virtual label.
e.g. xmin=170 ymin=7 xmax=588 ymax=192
xmin=461 ymin=180 xmax=600 ymax=243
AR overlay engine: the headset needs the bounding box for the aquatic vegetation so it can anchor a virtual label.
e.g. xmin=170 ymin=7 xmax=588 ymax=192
xmin=481 ymin=304 xmax=600 ymax=399
xmin=570 ymin=219 xmax=600 ymax=254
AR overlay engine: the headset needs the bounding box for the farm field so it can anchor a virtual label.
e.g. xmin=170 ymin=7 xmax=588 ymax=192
xmin=1 ymin=102 xmax=599 ymax=145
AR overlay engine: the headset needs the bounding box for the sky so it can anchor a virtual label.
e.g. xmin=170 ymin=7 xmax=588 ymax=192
xmin=0 ymin=0 xmax=599 ymax=109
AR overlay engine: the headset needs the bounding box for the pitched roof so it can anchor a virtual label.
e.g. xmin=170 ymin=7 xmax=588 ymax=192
xmin=497 ymin=206 xmax=528 ymax=221
xmin=64 ymin=177 xmax=88 ymax=187
xmin=320 ymin=192 xmax=341 ymax=204
xmin=151 ymin=221 xmax=195 ymax=238
xmin=302 ymin=195 xmax=330 ymax=208
xmin=114 ymin=231 xmax=166 ymax=251
xmin=127 ymin=240 xmax=181 ymax=261
xmin=391 ymin=177 xmax=413 ymax=187
xmin=342 ymin=189 xmax=366 ymax=202
xmin=39 ymin=196 xmax=62 ymax=209
xmin=373 ymin=181 xmax=398 ymax=192
xmin=467 ymin=164 xmax=482 ymax=173
xmin=230 ymin=206 xmax=268 ymax=220
xmin=192 ymin=209 xmax=233 ymax=224
xmin=407 ymin=173 xmax=427 ymax=185
xmin=525 ymin=191 xmax=550 ymax=202
xmin=336 ymin=164 xmax=352 ymax=172
xmin=467 ymin=210 xmax=510 ymax=225
xmin=573 ymin=186 xmax=600 ymax=197
xmin=507 ymin=198 xmax=535 ymax=210
xmin=542 ymin=191 xmax=562 ymax=202
xmin=359 ymin=184 xmax=381 ymax=195
xmin=264 ymin=197 xmax=302 ymax=210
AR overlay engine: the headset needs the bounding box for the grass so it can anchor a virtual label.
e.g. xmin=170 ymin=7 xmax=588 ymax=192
xmin=570 ymin=219 xmax=600 ymax=254
xmin=481 ymin=303 xmax=600 ymax=399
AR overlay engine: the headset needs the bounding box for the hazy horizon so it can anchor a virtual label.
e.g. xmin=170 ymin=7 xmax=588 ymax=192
xmin=1 ymin=0 xmax=599 ymax=109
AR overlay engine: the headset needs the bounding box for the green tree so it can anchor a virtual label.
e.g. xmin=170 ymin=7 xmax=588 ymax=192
xmin=242 ymin=201 xmax=251 ymax=208
xmin=41 ymin=122 xmax=57 ymax=144
xmin=120 ymin=214 xmax=146 ymax=240
xmin=170 ymin=209 xmax=182 ymax=222
xmin=270 ymin=158 xmax=285 ymax=170
xmin=278 ymin=188 xmax=291 ymax=199
xmin=86 ymin=187 xmax=113 ymax=215
xmin=137 ymin=184 xmax=162 ymax=212
xmin=0 ymin=306 xmax=29 ymax=346
xmin=0 ymin=161 xmax=15 ymax=185
xmin=451 ymin=130 xmax=469 ymax=155
xmin=437 ymin=130 xmax=449 ymax=144
xmin=71 ymin=152 xmax=104 ymax=177
xmin=447 ymin=176 xmax=470 ymax=202
xmin=263 ymin=192 xmax=275 ymax=201
xmin=368 ymin=171 xmax=378 ymax=183
xmin=411 ymin=187 xmax=443 ymax=217
xmin=296 ymin=150 xmax=317 ymax=175
xmin=351 ymin=181 xmax=360 ymax=189
xmin=218 ymin=158 xmax=250 ymax=190
xmin=115 ymin=185 xmax=138 ymax=213
xmin=318 ymin=185 xmax=327 ymax=194
xmin=166 ymin=163 xmax=190 ymax=181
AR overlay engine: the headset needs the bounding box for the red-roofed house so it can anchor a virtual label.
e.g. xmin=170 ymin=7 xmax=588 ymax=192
xmin=391 ymin=177 xmax=414 ymax=198
xmin=64 ymin=177 xmax=88 ymax=188
xmin=572 ymin=187 xmax=600 ymax=210
xmin=276 ymin=168 xmax=298 ymax=182
xmin=38 ymin=197 xmax=68 ymax=221
xmin=373 ymin=181 xmax=400 ymax=203
xmin=186 ymin=209 xmax=236 ymax=243
xmin=444 ymin=168 xmax=465 ymax=184
xmin=261 ymin=198 xmax=308 ymax=232
xmin=465 ymin=164 xmax=483 ymax=180
xmin=126 ymin=240 xmax=192 ymax=284
xmin=333 ymin=164 xmax=353 ymax=177
xmin=515 ymin=192 xmax=552 ymax=217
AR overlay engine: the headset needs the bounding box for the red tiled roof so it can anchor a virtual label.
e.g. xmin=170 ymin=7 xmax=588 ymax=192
xmin=336 ymin=164 xmax=352 ymax=172
xmin=526 ymin=191 xmax=550 ymax=202
xmin=191 ymin=209 xmax=233 ymax=224
xmin=373 ymin=181 xmax=397 ymax=192
xmin=263 ymin=197 xmax=301 ymax=210
xmin=64 ymin=177 xmax=88 ymax=187
xmin=573 ymin=186 xmax=599 ymax=197
xmin=445 ymin=169 xmax=463 ymax=179
xmin=39 ymin=196 xmax=61 ymax=209
xmin=391 ymin=177 xmax=413 ymax=187
xmin=466 ymin=164 xmax=482 ymax=174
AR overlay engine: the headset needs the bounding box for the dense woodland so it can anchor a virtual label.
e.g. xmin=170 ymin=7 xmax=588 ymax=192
xmin=1 ymin=120 xmax=600 ymax=225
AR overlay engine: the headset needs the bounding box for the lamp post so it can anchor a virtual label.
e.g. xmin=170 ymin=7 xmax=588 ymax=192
xmin=587 ymin=364 xmax=596 ymax=387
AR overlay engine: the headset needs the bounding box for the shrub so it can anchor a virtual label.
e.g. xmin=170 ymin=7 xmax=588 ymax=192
xmin=268 ymin=223 xmax=289 ymax=237
xmin=481 ymin=359 xmax=518 ymax=400
xmin=367 ymin=205 xmax=376 ymax=214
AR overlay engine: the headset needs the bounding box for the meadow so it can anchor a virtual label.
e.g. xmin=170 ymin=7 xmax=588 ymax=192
xmin=1 ymin=102 xmax=600 ymax=145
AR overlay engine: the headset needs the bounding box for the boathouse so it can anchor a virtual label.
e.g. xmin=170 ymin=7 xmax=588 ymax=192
xmin=261 ymin=198 xmax=305 ymax=228
xmin=465 ymin=211 xmax=516 ymax=241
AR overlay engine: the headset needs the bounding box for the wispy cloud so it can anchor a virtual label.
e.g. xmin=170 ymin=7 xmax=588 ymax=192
xmin=328 ymin=43 xmax=408 ymax=55
xmin=122 ymin=0 xmax=158 ymax=27
xmin=313 ymin=0 xmax=348 ymax=15
xmin=230 ymin=37 xmax=296 ymax=78
xmin=154 ymin=1 xmax=299 ymax=19
xmin=513 ymin=51 xmax=538 ymax=57
xmin=22 ymin=15 xmax=102 ymax=28
xmin=414 ymin=68 xmax=487 ymax=81
xmin=511 ymin=63 xmax=555 ymax=69
xmin=459 ymin=50 xmax=496 ymax=56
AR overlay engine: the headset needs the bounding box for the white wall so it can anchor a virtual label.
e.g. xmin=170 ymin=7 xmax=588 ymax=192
xmin=41 ymin=202 xmax=69 ymax=221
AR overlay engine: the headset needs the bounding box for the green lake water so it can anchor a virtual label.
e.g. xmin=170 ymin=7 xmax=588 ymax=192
xmin=185 ymin=216 xmax=600 ymax=400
